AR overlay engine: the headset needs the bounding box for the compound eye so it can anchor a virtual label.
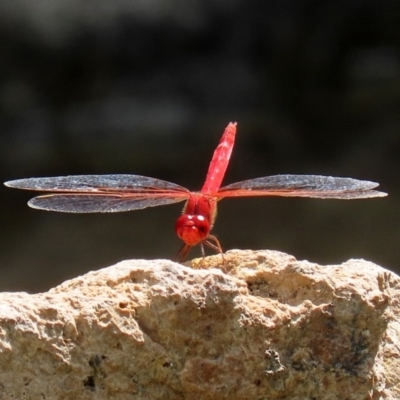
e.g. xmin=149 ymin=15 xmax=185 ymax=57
xmin=194 ymin=215 xmax=209 ymax=234
xmin=175 ymin=215 xmax=210 ymax=245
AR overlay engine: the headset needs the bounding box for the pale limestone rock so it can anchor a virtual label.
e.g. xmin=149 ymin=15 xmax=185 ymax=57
xmin=0 ymin=249 xmax=398 ymax=399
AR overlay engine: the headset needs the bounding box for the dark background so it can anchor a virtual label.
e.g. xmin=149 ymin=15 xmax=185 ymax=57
xmin=1 ymin=1 xmax=399 ymax=292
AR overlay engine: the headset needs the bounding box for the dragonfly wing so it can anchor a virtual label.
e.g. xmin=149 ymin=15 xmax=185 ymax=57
xmin=5 ymin=174 xmax=190 ymax=213
xmin=28 ymin=194 xmax=188 ymax=213
xmin=4 ymin=174 xmax=188 ymax=193
xmin=217 ymin=175 xmax=387 ymax=199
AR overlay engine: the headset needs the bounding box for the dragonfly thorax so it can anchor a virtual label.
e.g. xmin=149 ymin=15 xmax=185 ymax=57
xmin=175 ymin=214 xmax=210 ymax=246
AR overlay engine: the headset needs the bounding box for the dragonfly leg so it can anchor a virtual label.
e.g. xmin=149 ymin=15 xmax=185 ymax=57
xmin=176 ymin=235 xmax=224 ymax=266
xmin=176 ymin=243 xmax=192 ymax=262
xmin=199 ymin=242 xmax=206 ymax=258
xmin=203 ymin=235 xmax=225 ymax=265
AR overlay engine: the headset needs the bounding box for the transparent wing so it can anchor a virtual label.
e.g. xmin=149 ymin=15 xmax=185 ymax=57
xmin=28 ymin=194 xmax=187 ymax=213
xmin=4 ymin=174 xmax=190 ymax=213
xmin=217 ymin=175 xmax=387 ymax=199
xmin=4 ymin=174 xmax=189 ymax=193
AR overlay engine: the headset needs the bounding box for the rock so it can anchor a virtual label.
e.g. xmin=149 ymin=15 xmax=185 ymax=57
xmin=0 ymin=249 xmax=398 ymax=400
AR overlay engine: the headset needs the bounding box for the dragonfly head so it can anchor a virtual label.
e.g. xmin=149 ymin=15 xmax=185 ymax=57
xmin=175 ymin=214 xmax=210 ymax=246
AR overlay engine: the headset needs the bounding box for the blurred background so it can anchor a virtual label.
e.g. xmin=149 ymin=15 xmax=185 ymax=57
xmin=1 ymin=0 xmax=399 ymax=292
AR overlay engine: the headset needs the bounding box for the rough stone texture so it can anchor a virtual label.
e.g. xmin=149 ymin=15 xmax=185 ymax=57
xmin=0 ymin=249 xmax=399 ymax=400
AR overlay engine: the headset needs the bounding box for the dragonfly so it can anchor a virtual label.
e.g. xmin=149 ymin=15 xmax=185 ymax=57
xmin=4 ymin=122 xmax=387 ymax=261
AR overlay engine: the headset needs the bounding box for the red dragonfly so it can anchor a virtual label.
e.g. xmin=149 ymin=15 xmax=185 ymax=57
xmin=4 ymin=122 xmax=386 ymax=261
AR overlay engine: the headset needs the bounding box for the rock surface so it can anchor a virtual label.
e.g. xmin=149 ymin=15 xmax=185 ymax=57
xmin=0 ymin=249 xmax=398 ymax=400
